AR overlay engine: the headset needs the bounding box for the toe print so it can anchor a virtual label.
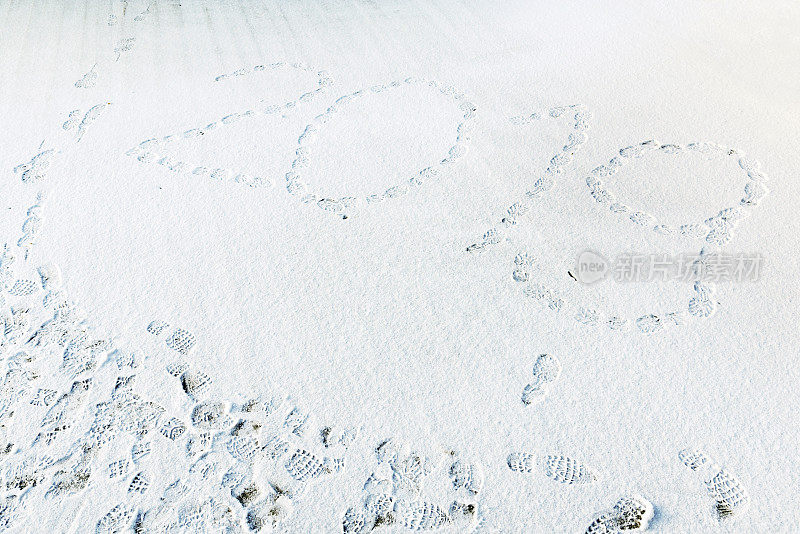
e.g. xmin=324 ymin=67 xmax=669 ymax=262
xmin=507 ymin=452 xmax=537 ymax=473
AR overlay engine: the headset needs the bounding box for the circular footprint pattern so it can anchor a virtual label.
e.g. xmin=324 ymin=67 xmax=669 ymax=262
xmin=284 ymin=77 xmax=477 ymax=218
xmin=585 ymin=140 xmax=769 ymax=246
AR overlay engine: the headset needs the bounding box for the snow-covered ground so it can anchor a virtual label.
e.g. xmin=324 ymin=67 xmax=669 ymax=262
xmin=0 ymin=0 xmax=798 ymax=532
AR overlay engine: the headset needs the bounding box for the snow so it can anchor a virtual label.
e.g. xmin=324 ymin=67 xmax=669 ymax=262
xmin=0 ymin=0 xmax=798 ymax=532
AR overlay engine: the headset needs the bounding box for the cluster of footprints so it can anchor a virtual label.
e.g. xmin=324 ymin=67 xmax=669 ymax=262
xmin=498 ymin=140 xmax=766 ymax=335
xmin=468 ymin=105 xmax=592 ymax=253
xmin=15 ymin=0 xmax=137 ymax=186
xmin=1 ymin=222 xmax=746 ymax=532
xmin=75 ymin=0 xmax=147 ymax=89
xmin=15 ymin=45 xmax=770 ymax=335
xmin=585 ymin=141 xmax=768 ymax=245
xmin=0 ymin=195 xmax=366 ymax=531
xmin=13 ymin=103 xmax=111 ymax=185
xmin=465 ymin=114 xmax=768 ymax=337
xmin=342 ymin=439 xmax=486 ymax=533
xmin=284 ymin=78 xmax=475 ymax=218
xmin=142 ymin=319 xmax=359 ymax=530
xmin=13 ymin=13 xmax=770 ymax=330
xmin=505 ymin=446 xmax=743 ymax=530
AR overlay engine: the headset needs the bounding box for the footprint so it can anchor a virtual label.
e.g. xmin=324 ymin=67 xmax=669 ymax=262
xmin=74 ymin=64 xmax=98 ymax=89
xmin=107 ymin=458 xmax=131 ymax=479
xmin=585 ymin=495 xmax=654 ymax=533
xmin=449 ymin=457 xmax=484 ymax=497
xmin=284 ymin=449 xmax=333 ymax=482
xmin=0 ymin=495 xmax=27 ymax=530
xmin=520 ymin=353 xmax=561 ymax=406
xmin=678 ymin=448 xmax=749 ymax=520
xmin=146 ymin=319 xmax=169 ymax=336
xmin=128 ymin=471 xmax=151 ymax=495
xmin=507 ymin=452 xmax=599 ymax=484
xmin=704 ymin=469 xmax=750 ymax=520
xmin=131 ymin=440 xmax=152 ymax=463
xmin=346 ymin=440 xmax=484 ymax=533
xmin=74 ymin=103 xmax=111 ymax=142
xmin=284 ymin=406 xmax=311 ymax=437
xmin=37 ymin=263 xmax=62 ymax=290
xmin=687 ymin=282 xmax=716 ymax=318
xmin=95 ymin=503 xmax=135 ymax=533
xmin=45 ymin=460 xmax=92 ymax=498
xmin=126 ymin=63 xmax=332 ymax=189
xmin=7 ymin=280 xmax=37 ymax=297
xmin=35 ymin=378 xmax=93 ymax=446
xmin=164 ymin=328 xmax=197 ymax=355
xmin=179 ymin=369 xmax=212 ymax=400
xmin=190 ymin=401 xmax=231 ymax=430
xmin=60 ymin=334 xmax=110 ymax=377
xmin=513 ymin=248 xmax=713 ymax=334
xmin=393 ymin=499 xmax=452 ymax=530
xmin=14 ymin=149 xmax=57 ymax=184
xmin=30 ymin=388 xmax=57 ymax=407
xmin=634 ymin=314 xmax=662 ymax=334
xmin=159 ymin=417 xmax=187 ymax=440
xmin=113 ymin=37 xmax=136 ymax=61
xmin=342 ymin=507 xmax=372 ymax=534
xmin=542 ymin=454 xmax=599 ymax=484
xmin=133 ymin=3 xmax=153 ymax=22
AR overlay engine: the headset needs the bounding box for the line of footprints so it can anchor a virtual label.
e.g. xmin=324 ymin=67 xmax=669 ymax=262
xmin=512 ymin=251 xmax=718 ymax=335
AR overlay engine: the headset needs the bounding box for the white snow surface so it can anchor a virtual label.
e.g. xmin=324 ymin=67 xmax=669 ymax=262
xmin=0 ymin=0 xmax=798 ymax=532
